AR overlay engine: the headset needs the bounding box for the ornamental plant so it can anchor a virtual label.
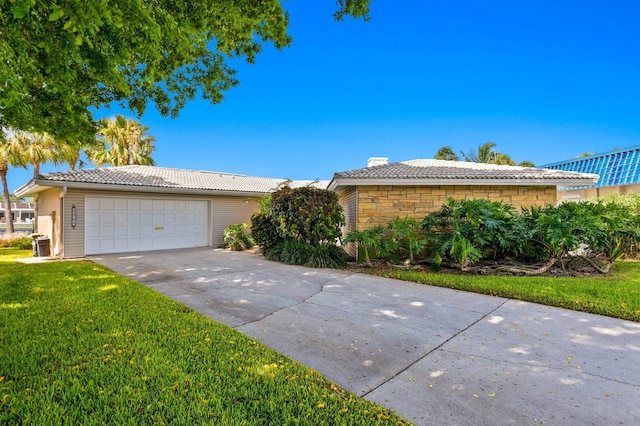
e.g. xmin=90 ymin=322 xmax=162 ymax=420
xmin=387 ymin=217 xmax=429 ymax=264
xmin=343 ymin=226 xmax=395 ymax=265
xmin=223 ymin=223 xmax=254 ymax=251
xmin=252 ymin=184 xmax=347 ymax=268
xmin=421 ymin=198 xmax=529 ymax=269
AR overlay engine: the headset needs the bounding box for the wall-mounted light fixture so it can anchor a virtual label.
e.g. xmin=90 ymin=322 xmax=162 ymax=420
xmin=71 ymin=205 xmax=77 ymax=228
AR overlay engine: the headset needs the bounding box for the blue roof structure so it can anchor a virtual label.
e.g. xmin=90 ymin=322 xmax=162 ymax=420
xmin=541 ymin=145 xmax=640 ymax=189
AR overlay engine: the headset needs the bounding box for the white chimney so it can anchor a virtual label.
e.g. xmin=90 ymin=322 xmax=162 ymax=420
xmin=367 ymin=157 xmax=388 ymax=167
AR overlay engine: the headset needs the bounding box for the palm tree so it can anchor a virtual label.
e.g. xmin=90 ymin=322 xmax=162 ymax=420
xmin=460 ymin=142 xmax=534 ymax=166
xmin=461 ymin=142 xmax=498 ymax=163
xmin=0 ymin=132 xmax=26 ymax=234
xmin=88 ymin=115 xmax=156 ymax=166
xmin=13 ymin=131 xmax=57 ymax=176
xmin=53 ymin=138 xmax=98 ymax=170
xmin=434 ymin=146 xmax=460 ymax=161
xmin=11 ymin=131 xmax=59 ymax=233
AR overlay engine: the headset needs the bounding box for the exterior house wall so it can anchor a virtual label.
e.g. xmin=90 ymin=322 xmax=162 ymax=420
xmin=36 ymin=188 xmax=63 ymax=257
xmin=337 ymin=187 xmax=357 ymax=257
xmin=557 ymin=183 xmax=640 ymax=202
xmin=52 ymin=188 xmax=261 ymax=258
xmin=210 ymin=196 xmax=260 ymax=248
xmin=355 ymin=185 xmax=557 ymax=230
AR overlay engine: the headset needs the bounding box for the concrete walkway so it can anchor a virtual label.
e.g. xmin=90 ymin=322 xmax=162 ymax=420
xmin=90 ymin=248 xmax=640 ymax=425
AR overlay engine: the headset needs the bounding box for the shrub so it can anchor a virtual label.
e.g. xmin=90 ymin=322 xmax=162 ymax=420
xmin=254 ymin=184 xmax=346 ymax=268
xmin=264 ymin=238 xmax=347 ymax=268
xmin=387 ymin=217 xmax=428 ymax=264
xmin=421 ymin=198 xmax=528 ymax=268
xmin=342 ymin=226 xmax=395 ymax=265
xmin=223 ymin=223 xmax=254 ymax=251
xmin=250 ymin=212 xmax=281 ymax=250
xmin=599 ymin=193 xmax=640 ymax=259
xmin=0 ymin=233 xmax=32 ymax=249
xmin=270 ymin=185 xmax=345 ymax=245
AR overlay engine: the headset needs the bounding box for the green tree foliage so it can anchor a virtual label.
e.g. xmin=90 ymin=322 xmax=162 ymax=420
xmin=0 ymin=133 xmax=27 ymax=234
xmin=435 ymin=142 xmax=534 ymax=166
xmin=1 ymin=0 xmax=372 ymax=141
xmin=434 ymin=146 xmax=460 ymax=161
xmin=88 ymin=115 xmax=156 ymax=166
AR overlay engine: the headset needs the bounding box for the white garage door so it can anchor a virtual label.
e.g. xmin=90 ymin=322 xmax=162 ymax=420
xmin=85 ymin=197 xmax=208 ymax=255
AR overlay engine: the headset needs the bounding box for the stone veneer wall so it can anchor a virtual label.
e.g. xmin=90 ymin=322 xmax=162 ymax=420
xmin=356 ymin=185 xmax=557 ymax=230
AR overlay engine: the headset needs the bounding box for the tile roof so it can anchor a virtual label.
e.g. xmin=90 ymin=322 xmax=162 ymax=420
xmin=331 ymin=159 xmax=598 ymax=185
xmin=22 ymin=166 xmax=329 ymax=195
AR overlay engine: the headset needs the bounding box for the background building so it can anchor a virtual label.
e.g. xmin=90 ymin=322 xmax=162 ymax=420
xmin=541 ymin=146 xmax=640 ymax=202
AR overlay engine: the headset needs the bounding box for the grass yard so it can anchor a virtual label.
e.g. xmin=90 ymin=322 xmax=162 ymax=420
xmin=375 ymin=261 xmax=640 ymax=322
xmin=0 ymin=249 xmax=409 ymax=425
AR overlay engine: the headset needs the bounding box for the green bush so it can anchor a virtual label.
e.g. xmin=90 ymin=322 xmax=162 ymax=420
xmin=388 ymin=217 xmax=428 ymax=264
xmin=264 ymin=238 xmax=347 ymax=268
xmin=599 ymin=193 xmax=640 ymax=259
xmin=0 ymin=233 xmax=32 ymax=249
xmin=223 ymin=223 xmax=254 ymax=251
xmin=343 ymin=226 xmax=395 ymax=265
xmin=417 ymin=198 xmax=640 ymax=274
xmin=253 ymin=184 xmax=346 ymax=268
xmin=250 ymin=212 xmax=281 ymax=250
xmin=421 ymin=198 xmax=528 ymax=268
xmin=270 ymin=185 xmax=345 ymax=245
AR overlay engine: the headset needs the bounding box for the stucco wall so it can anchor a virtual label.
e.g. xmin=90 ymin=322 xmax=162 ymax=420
xmin=36 ymin=188 xmax=63 ymax=257
xmin=355 ymin=185 xmax=557 ymax=230
xmin=557 ymin=183 xmax=640 ymax=202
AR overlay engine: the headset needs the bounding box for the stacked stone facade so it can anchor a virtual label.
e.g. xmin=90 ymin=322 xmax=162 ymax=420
xmin=355 ymin=185 xmax=557 ymax=229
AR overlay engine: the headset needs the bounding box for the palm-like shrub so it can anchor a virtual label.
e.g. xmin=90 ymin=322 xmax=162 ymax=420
xmin=343 ymin=226 xmax=394 ymax=265
xmin=421 ymin=198 xmax=528 ymax=269
xmin=387 ymin=217 xmax=429 ymax=264
xmin=223 ymin=223 xmax=254 ymax=251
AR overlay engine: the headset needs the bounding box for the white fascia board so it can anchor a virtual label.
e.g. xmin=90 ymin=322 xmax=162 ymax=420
xmin=15 ymin=180 xmax=271 ymax=198
xmin=331 ymin=177 xmax=599 ymax=189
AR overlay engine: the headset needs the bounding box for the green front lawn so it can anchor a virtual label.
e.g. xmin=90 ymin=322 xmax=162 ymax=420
xmin=0 ymin=249 xmax=409 ymax=425
xmin=375 ymin=261 xmax=640 ymax=322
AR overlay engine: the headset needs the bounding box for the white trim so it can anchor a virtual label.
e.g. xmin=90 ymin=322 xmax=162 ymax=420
xmin=329 ymin=177 xmax=598 ymax=190
xmin=17 ymin=181 xmax=271 ymax=198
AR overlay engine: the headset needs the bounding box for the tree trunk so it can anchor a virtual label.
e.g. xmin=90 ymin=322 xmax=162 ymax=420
xmin=580 ymin=256 xmax=613 ymax=274
xmin=32 ymin=165 xmax=39 ymax=233
xmin=497 ymin=256 xmax=557 ymax=276
xmin=1 ymin=170 xmax=15 ymax=234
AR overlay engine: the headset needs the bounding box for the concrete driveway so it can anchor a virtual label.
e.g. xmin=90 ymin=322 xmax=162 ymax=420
xmin=91 ymin=248 xmax=640 ymax=425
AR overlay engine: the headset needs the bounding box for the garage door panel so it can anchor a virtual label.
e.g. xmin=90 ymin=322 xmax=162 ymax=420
xmin=100 ymin=199 xmax=115 ymax=209
xmin=85 ymin=197 xmax=208 ymax=255
xmin=99 ymin=212 xmax=114 ymax=224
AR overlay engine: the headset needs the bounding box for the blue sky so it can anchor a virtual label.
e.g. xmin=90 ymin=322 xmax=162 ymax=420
xmin=9 ymin=0 xmax=640 ymax=192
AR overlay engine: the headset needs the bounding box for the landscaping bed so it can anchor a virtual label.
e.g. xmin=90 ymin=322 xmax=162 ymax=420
xmin=344 ymin=260 xmax=640 ymax=323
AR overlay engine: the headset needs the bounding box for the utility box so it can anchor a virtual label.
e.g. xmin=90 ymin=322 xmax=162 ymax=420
xmin=32 ymin=236 xmax=50 ymax=257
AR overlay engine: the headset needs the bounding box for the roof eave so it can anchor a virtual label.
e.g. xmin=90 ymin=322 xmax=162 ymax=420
xmin=15 ymin=180 xmax=273 ymax=198
xmin=329 ymin=177 xmax=599 ymax=189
